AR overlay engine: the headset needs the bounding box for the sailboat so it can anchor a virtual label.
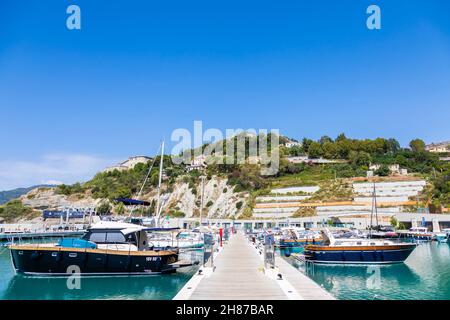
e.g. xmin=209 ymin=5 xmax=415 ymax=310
xmin=304 ymin=182 xmax=417 ymax=264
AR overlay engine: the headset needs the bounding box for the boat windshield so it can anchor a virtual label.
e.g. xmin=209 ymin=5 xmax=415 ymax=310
xmin=82 ymin=230 xmax=138 ymax=246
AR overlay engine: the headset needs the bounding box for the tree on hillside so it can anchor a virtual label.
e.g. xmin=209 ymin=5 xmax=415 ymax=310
xmin=335 ymin=133 xmax=347 ymax=143
xmin=287 ymin=145 xmax=304 ymax=156
xmin=335 ymin=139 xmax=353 ymax=158
xmin=322 ymin=142 xmax=338 ymax=159
xmin=349 ymin=151 xmax=372 ymax=167
xmin=375 ymin=164 xmax=391 ymax=176
xmin=409 ymin=139 xmax=426 ymax=153
xmin=319 ymin=135 xmax=333 ymax=145
xmin=302 ymin=138 xmax=314 ymax=154
xmin=386 ymin=138 xmax=401 ymax=154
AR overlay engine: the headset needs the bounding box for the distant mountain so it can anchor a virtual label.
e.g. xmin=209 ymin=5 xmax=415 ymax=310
xmin=0 ymin=185 xmax=55 ymax=205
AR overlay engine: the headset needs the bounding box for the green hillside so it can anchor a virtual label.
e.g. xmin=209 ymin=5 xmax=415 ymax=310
xmin=46 ymin=134 xmax=450 ymax=215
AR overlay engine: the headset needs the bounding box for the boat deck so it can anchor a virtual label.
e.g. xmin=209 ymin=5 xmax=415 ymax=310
xmin=174 ymin=232 xmax=335 ymax=300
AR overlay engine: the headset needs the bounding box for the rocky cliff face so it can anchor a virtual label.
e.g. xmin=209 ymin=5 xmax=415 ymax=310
xmin=19 ymin=176 xmax=248 ymax=219
xmin=164 ymin=176 xmax=247 ymax=218
xmin=20 ymin=187 xmax=100 ymax=210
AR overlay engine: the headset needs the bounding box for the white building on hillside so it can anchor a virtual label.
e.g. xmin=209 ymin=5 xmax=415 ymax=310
xmin=284 ymin=141 xmax=302 ymax=148
xmin=122 ymin=156 xmax=152 ymax=168
xmin=186 ymin=155 xmax=207 ymax=172
xmin=103 ymin=156 xmax=151 ymax=173
xmin=369 ymin=163 xmax=404 ymax=175
xmin=426 ymin=141 xmax=450 ymax=153
xmin=287 ymin=156 xmax=345 ymax=164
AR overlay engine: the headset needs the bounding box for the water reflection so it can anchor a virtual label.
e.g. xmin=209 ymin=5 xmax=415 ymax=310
xmin=0 ymin=248 xmax=202 ymax=300
xmin=2 ymin=272 xmax=194 ymax=300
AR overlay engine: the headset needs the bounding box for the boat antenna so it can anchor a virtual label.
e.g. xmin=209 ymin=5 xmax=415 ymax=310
xmin=155 ymin=139 xmax=165 ymax=227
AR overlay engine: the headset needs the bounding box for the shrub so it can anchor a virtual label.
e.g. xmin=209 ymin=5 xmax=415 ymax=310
xmin=0 ymin=200 xmax=34 ymax=222
xmin=375 ymin=164 xmax=390 ymax=177
xmin=168 ymin=210 xmax=185 ymax=218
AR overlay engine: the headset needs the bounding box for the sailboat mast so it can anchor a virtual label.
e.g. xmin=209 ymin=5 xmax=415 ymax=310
xmin=374 ymin=182 xmax=379 ymax=228
xmin=155 ymin=140 xmax=165 ymax=227
xmin=369 ymin=183 xmax=374 ymax=238
xmin=369 ymin=181 xmax=379 ymax=238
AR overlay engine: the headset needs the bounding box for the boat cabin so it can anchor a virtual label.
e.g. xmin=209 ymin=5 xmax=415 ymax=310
xmin=81 ymin=221 xmax=149 ymax=251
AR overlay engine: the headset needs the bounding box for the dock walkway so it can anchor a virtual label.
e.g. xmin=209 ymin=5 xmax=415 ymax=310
xmin=174 ymin=232 xmax=335 ymax=300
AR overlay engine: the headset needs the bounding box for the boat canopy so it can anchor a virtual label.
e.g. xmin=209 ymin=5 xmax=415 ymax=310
xmin=89 ymin=221 xmax=146 ymax=231
xmin=114 ymin=198 xmax=151 ymax=206
xmin=144 ymin=227 xmax=180 ymax=233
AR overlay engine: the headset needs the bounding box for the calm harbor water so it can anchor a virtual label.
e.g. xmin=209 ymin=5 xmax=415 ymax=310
xmin=283 ymin=242 xmax=450 ymax=300
xmin=2 ymin=240 xmax=449 ymax=300
xmin=0 ymin=246 xmax=201 ymax=300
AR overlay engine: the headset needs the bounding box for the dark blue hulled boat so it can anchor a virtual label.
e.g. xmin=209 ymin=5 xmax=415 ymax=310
xmin=303 ymin=182 xmax=416 ymax=265
xmin=9 ymin=221 xmax=190 ymax=276
xmin=277 ymin=227 xmax=323 ymax=248
xmin=303 ymin=229 xmax=417 ymax=265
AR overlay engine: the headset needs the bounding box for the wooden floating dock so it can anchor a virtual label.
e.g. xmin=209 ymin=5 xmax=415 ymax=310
xmin=174 ymin=232 xmax=335 ymax=300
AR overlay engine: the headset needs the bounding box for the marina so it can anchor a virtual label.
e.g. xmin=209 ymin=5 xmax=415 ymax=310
xmin=0 ymin=108 xmax=449 ymax=300
xmin=1 ymin=226 xmax=449 ymax=300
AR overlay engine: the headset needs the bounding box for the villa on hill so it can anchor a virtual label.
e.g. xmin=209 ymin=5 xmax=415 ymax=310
xmin=426 ymin=141 xmax=450 ymax=153
xmin=103 ymin=156 xmax=151 ymax=173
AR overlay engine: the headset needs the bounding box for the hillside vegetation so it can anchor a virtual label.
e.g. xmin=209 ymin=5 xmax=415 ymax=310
xmin=0 ymin=185 xmax=55 ymax=205
xmin=10 ymin=134 xmax=450 ymax=221
xmin=0 ymin=200 xmax=40 ymax=223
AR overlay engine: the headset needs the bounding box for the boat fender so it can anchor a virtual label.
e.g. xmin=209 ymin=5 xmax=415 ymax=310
xmin=284 ymin=251 xmax=291 ymax=258
xmin=55 ymin=252 xmax=62 ymax=262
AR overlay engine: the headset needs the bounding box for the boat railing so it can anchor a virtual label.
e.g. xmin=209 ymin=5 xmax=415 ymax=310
xmin=305 ymin=259 xmax=315 ymax=276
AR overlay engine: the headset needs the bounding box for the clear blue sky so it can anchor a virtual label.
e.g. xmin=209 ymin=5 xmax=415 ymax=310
xmin=0 ymin=0 xmax=449 ymax=189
